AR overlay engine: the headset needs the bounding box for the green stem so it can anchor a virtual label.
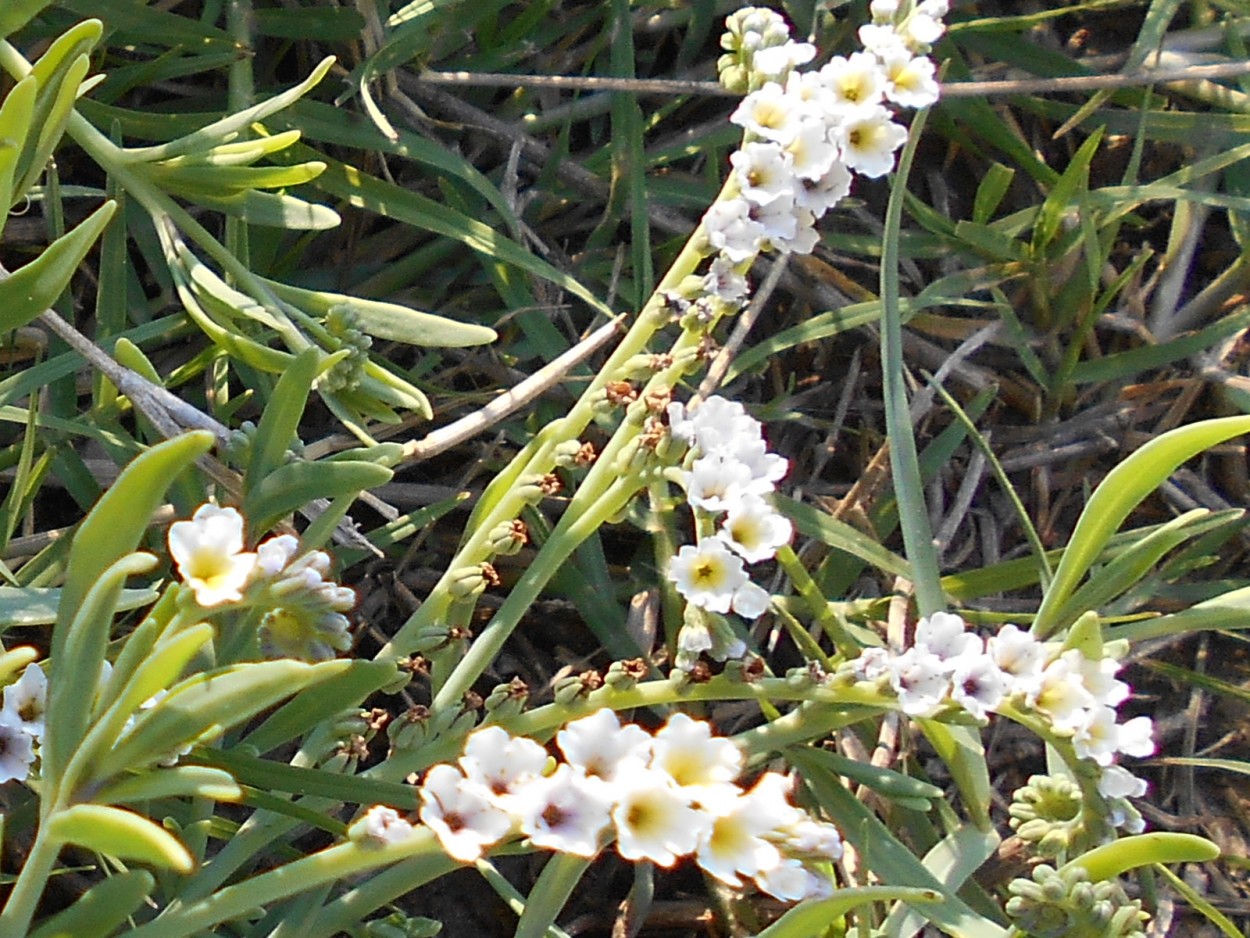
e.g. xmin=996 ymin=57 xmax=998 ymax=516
xmin=513 ymin=852 xmax=591 ymax=938
xmin=0 ymin=827 xmax=60 ymax=938
xmin=123 ymin=831 xmax=448 ymax=938
xmin=879 ymin=106 xmax=944 ymax=619
xmin=775 ymin=544 xmax=855 ymax=658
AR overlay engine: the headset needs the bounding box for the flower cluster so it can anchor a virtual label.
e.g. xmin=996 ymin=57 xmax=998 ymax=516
xmin=357 ymin=709 xmax=843 ymax=902
xmin=846 ymin=612 xmax=1154 ymax=824
xmin=0 ymin=661 xmax=44 ymax=784
xmin=702 ymin=3 xmax=944 ymax=268
xmin=168 ymin=504 xmax=356 ymax=661
xmin=664 ymin=396 xmax=791 ymax=628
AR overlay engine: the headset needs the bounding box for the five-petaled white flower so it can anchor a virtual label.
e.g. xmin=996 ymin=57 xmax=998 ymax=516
xmin=168 ymin=504 xmax=257 ymax=607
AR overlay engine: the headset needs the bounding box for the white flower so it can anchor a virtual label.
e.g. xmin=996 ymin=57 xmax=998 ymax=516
xmin=729 ymin=437 xmax=789 ymax=492
xmin=668 ymin=540 xmax=750 ymax=614
xmin=612 ymin=769 xmax=713 ymax=866
xmin=703 ymin=198 xmax=765 ymax=263
xmin=949 ymin=655 xmax=1009 ymax=722
xmin=1098 ymin=764 xmax=1149 ymax=800
xmin=914 ymin=611 xmax=982 ymax=665
xmin=255 ymin=534 xmax=300 ymax=578
xmin=869 ymin=0 xmax=900 ymax=20
xmin=361 ymin=805 xmax=415 ymax=845
xmin=836 ymin=106 xmax=909 ymax=179
xmin=3 ymin=663 xmax=46 ymax=740
xmin=881 ymin=50 xmax=941 ymax=108
xmin=696 ymin=790 xmax=783 ymax=887
xmin=703 ymin=255 xmax=750 ymax=303
xmin=750 ymin=192 xmax=801 ymax=244
xmin=1029 ymin=650 xmax=1097 ymax=734
xmin=731 ymin=580 xmax=772 ymax=619
xmin=682 ymin=453 xmax=755 ymax=513
xmin=730 ymin=82 xmax=804 ymax=143
xmin=754 ymin=857 xmax=833 ymax=901
xmin=418 ymin=764 xmax=513 ymax=862
xmin=888 ymin=646 xmax=949 ymax=717
xmin=649 ymin=713 xmax=742 ymax=796
xmin=819 ymin=52 xmax=889 ymax=112
xmin=784 ymin=119 xmax=840 ymax=182
xmin=513 ymin=764 xmax=613 ymax=857
xmin=795 ymin=159 xmax=853 ymax=215
xmin=168 ymin=504 xmax=257 ymax=607
xmin=459 ymin=725 xmax=550 ymax=805
xmin=0 ymin=709 xmax=35 ymax=783
xmin=720 ymin=494 xmax=792 ymax=563
xmin=1077 ymin=654 xmax=1130 ymax=708
xmin=752 ymin=40 xmax=817 ymax=82
xmin=1113 ymin=715 xmax=1155 ymax=759
xmin=731 ymin=142 xmax=796 ymax=206
xmin=987 ymin=624 xmax=1046 ymax=697
xmin=557 ymin=709 xmax=651 ymax=785
xmin=900 ymin=11 xmax=945 ymax=48
xmin=1072 ymin=706 xmax=1128 ymax=766
xmin=851 ymin=646 xmax=892 ymax=682
xmin=668 ymin=396 xmax=763 ymax=457
xmin=776 ymin=816 xmax=845 ymax=860
xmin=858 ymin=23 xmax=910 ymax=59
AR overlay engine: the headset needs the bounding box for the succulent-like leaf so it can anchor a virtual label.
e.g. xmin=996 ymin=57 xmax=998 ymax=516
xmin=46 ymin=804 xmax=194 ymax=873
xmin=95 ymin=659 xmax=354 ymax=779
xmin=244 ymin=460 xmax=393 ymax=534
xmin=95 ymin=765 xmax=243 ymax=806
xmin=0 ymin=76 xmax=36 ymax=215
xmin=0 ymin=201 xmax=117 ymax=333
xmin=27 ymin=869 xmax=155 ymax=938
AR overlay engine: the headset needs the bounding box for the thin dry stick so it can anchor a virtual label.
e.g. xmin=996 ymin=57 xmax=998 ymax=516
xmin=401 ymin=314 xmax=627 ymax=464
xmin=696 ymin=257 xmax=788 ymax=401
xmin=419 ymin=59 xmax=1250 ymax=98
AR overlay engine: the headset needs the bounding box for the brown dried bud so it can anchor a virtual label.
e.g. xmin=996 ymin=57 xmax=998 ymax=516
xmin=605 ymin=380 xmax=639 ymax=407
xmin=575 ymin=441 xmax=597 ymax=466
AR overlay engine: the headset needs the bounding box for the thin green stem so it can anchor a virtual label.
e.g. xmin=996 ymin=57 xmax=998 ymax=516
xmin=0 ymin=828 xmax=60 ymax=938
xmin=123 ymin=832 xmax=447 ymax=938
xmin=775 ymin=544 xmax=855 ymax=658
xmin=879 ymin=106 xmax=944 ymax=619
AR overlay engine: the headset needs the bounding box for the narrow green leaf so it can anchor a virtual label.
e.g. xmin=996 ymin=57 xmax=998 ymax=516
xmin=791 ymin=748 xmax=943 ymax=803
xmin=241 ymin=659 xmax=400 ymax=754
xmin=95 ymin=766 xmax=243 ymax=807
xmin=162 ymin=185 xmax=340 ymax=229
xmin=1062 ymin=833 xmax=1219 ymax=882
xmin=246 ymin=347 xmax=320 ymax=493
xmin=774 ymin=494 xmax=911 ymax=579
xmin=1033 ymin=416 xmax=1250 ymax=637
xmin=0 ymin=76 xmax=36 ymax=214
xmin=28 ymin=869 xmax=155 ymax=938
xmin=298 ymin=149 xmax=614 ymax=318
xmin=0 ymin=0 xmax=53 ymax=37
xmin=789 ymin=747 xmax=1009 ymax=938
xmin=882 ymin=825 xmax=1001 ymax=938
xmin=757 ymin=886 xmax=941 ymax=938
xmin=0 ymin=201 xmax=117 ymax=332
xmin=262 ymin=278 xmax=497 ymax=348
xmin=96 ymin=659 xmax=353 ymax=779
xmin=244 ymin=460 xmax=393 ymax=533
xmin=47 ymin=804 xmax=194 ymax=873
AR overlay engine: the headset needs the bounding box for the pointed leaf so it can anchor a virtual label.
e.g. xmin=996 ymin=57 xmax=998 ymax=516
xmin=0 ymin=77 xmax=36 ymax=213
xmin=0 ymin=201 xmax=117 ymax=332
xmin=95 ymin=765 xmax=243 ymax=806
xmin=262 ymin=278 xmax=497 ymax=348
xmin=47 ymin=804 xmax=194 ymax=873
xmin=1033 ymin=416 xmax=1250 ymax=637
xmin=246 ymin=347 xmax=320 ymax=492
xmin=28 ymin=869 xmax=155 ymax=938
xmin=757 ymin=886 xmax=941 ymax=938
xmin=1062 ymin=833 xmax=1219 ymax=881
xmin=96 ymin=659 xmax=353 ymax=778
xmin=244 ymin=460 xmax=393 ymax=533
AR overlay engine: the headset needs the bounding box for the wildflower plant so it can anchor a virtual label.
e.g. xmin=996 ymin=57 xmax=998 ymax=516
xmin=0 ymin=2 xmax=1241 ymax=937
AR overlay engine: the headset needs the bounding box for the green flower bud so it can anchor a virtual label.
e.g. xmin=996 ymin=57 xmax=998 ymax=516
xmin=486 ymin=519 xmax=528 ymax=557
xmin=1009 ymin=774 xmax=1087 ymax=858
xmin=447 ymin=565 xmax=490 ymax=600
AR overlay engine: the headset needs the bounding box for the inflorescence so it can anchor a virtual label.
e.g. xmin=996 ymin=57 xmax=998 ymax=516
xmin=356 ymin=708 xmax=844 ymax=902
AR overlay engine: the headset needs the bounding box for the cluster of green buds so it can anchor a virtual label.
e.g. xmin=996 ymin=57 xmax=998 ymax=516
xmin=317 ymin=306 xmax=374 ymax=394
xmin=717 ymin=6 xmax=798 ymax=93
xmin=1006 ymin=864 xmax=1149 ymax=938
xmin=1009 ymin=773 xmax=1091 ymax=859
